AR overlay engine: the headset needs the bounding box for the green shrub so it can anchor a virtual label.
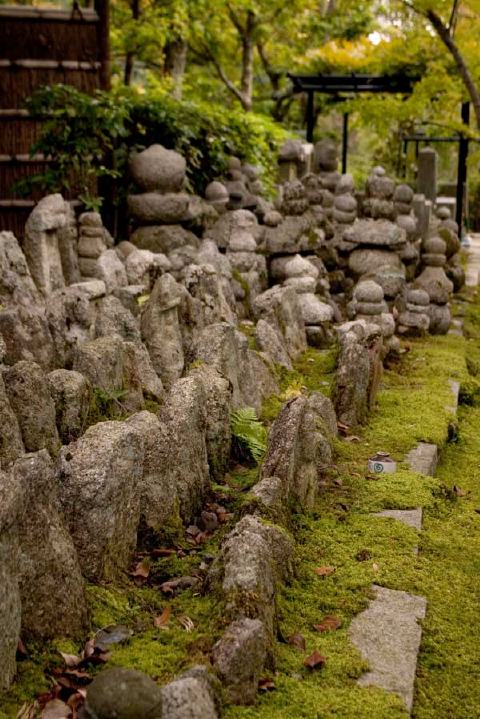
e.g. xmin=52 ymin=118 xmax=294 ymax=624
xmin=16 ymin=84 xmax=289 ymax=206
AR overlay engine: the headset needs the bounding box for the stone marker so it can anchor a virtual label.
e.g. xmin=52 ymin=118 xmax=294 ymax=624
xmin=417 ymin=146 xmax=437 ymax=202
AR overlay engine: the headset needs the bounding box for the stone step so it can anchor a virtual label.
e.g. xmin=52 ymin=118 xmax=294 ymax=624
xmin=405 ymin=442 xmax=438 ymax=476
xmin=349 ymin=585 xmax=427 ymax=712
xmin=374 ymin=508 xmax=422 ymax=531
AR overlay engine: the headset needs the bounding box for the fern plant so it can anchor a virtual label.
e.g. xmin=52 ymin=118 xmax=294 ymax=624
xmin=230 ymin=407 xmax=267 ymax=464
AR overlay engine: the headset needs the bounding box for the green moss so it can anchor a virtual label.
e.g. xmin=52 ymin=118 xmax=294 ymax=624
xmin=293 ymin=346 xmax=338 ymax=397
xmin=188 ymin=359 xmax=205 ymax=371
xmin=85 ymin=387 xmax=130 ymax=427
xmin=237 ymin=320 xmax=257 ymax=350
xmin=143 ymin=398 xmax=162 ymax=414
xmin=261 ymin=346 xmax=338 ymax=424
xmin=232 ymin=270 xmax=252 ymax=318
xmin=228 ymin=291 xmax=480 ymax=718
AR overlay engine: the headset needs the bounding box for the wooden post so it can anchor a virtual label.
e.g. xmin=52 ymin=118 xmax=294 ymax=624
xmin=456 ymin=101 xmax=469 ymax=231
xmin=306 ymin=91 xmax=315 ymax=143
xmin=342 ymin=112 xmax=349 ymax=174
xmin=95 ymin=0 xmax=110 ymax=91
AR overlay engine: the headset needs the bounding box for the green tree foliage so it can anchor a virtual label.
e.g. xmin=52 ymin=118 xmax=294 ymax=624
xmin=17 ymin=84 xmax=288 ymax=205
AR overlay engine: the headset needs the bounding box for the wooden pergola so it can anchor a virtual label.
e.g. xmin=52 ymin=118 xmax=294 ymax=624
xmin=288 ymin=73 xmax=415 ymax=173
xmin=288 ymin=73 xmax=475 ymax=229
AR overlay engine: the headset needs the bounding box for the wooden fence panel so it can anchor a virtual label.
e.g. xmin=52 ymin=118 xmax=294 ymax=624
xmin=0 ymin=3 xmax=109 ymax=237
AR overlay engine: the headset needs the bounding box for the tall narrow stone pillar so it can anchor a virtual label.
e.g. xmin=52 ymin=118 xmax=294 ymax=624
xmin=417 ymin=146 xmax=437 ymax=203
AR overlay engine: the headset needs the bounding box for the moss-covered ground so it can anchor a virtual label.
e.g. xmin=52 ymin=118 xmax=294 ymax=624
xmin=227 ymin=290 xmax=480 ymax=719
xmin=2 ymin=292 xmax=480 ymax=718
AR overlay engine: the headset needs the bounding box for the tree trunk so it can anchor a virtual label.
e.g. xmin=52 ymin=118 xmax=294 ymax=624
xmin=123 ymin=0 xmax=139 ymax=86
xmin=164 ymin=38 xmax=188 ymax=99
xmin=240 ymin=10 xmax=255 ymax=111
xmin=426 ymin=8 xmax=480 ymax=129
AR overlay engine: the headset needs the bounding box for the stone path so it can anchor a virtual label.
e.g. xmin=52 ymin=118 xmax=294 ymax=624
xmin=350 ymin=254 xmax=475 ymax=713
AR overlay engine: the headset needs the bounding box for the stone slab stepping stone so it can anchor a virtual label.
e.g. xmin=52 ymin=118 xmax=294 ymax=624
xmin=406 ymin=442 xmax=438 ymax=476
xmin=447 ymin=379 xmax=460 ymax=414
xmin=349 ymin=585 xmax=427 ymax=712
xmin=374 ymin=508 xmax=422 ymax=531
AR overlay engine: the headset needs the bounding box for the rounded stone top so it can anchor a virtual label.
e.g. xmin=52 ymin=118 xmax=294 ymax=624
xmin=205 ymin=181 xmax=228 ymax=202
xmin=283 ymin=179 xmax=306 ymax=200
xmin=424 ymin=236 xmax=447 ymax=255
xmin=279 ymin=139 xmax=305 ymax=162
xmin=367 ymin=172 xmax=395 ymax=199
xmin=242 ymin=163 xmax=260 ymax=180
xmin=394 ymin=184 xmax=414 ymax=203
xmin=284 ymin=254 xmax=319 ymax=279
xmin=263 ymin=210 xmax=283 ymax=227
xmin=314 ymin=139 xmax=338 ymax=172
xmin=436 ymin=206 xmax=451 ymax=220
xmin=396 ymin=214 xmax=417 ymax=235
xmin=354 ymin=280 xmax=384 ymax=303
xmin=372 ymin=166 xmax=386 ymax=176
xmin=227 ymin=156 xmax=242 ymax=170
xmin=229 ymin=230 xmax=257 ymax=252
xmin=439 ymin=218 xmax=459 ymax=235
xmin=79 ymin=211 xmax=103 ymax=227
xmin=129 ymin=144 xmax=186 ymax=193
xmin=406 ymin=288 xmax=429 ymax=306
xmin=335 ymin=173 xmax=355 ymax=195
xmin=85 ymin=667 xmax=163 ymax=719
xmin=231 ymin=209 xmax=258 ymax=229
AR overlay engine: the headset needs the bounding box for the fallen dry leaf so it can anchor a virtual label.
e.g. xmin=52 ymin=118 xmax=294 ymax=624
xmin=130 ymin=559 xmax=150 ymax=580
xmin=313 ymin=566 xmax=335 ymax=577
xmin=178 ymin=615 xmax=195 ymax=632
xmin=94 ymin=624 xmax=132 ymax=652
xmin=151 ymin=548 xmax=177 ymax=558
xmin=372 ymin=562 xmax=380 ymax=573
xmin=60 ymin=653 xmax=82 ymax=669
xmin=17 ymin=639 xmax=28 ymax=659
xmin=303 ymin=650 xmax=326 ymax=670
xmin=154 ymin=606 xmax=171 ymax=628
xmin=453 ymin=485 xmax=467 ymax=497
xmin=344 ymin=435 xmax=361 ymax=443
xmin=16 ymin=702 xmax=38 ymax=719
xmin=41 ymin=699 xmax=71 ymax=719
xmin=313 ymin=616 xmax=342 ymax=633
xmin=258 ymin=677 xmax=276 ymax=692
xmin=287 ymin=633 xmax=306 ymax=651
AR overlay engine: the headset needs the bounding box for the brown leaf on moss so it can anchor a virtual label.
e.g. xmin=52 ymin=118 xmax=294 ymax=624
xmin=313 ymin=566 xmax=335 ymax=577
xmin=313 ymin=616 xmax=342 ymax=633
xmin=258 ymin=677 xmax=276 ymax=692
xmin=130 ymin=558 xmax=150 ymax=580
xmin=287 ymin=633 xmax=306 ymax=651
xmin=303 ymin=650 xmax=326 ymax=670
xmin=60 ymin=652 xmax=82 ymax=669
xmin=154 ymin=606 xmax=171 ymax=628
xmin=151 ymin=548 xmax=177 ymax=558
xmin=453 ymin=485 xmax=467 ymax=497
